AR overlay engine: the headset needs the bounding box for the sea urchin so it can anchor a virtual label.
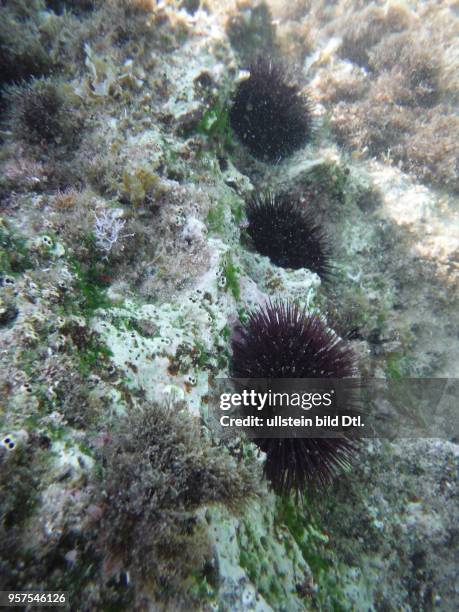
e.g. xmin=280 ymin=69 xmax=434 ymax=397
xmin=246 ymin=192 xmax=332 ymax=279
xmin=229 ymin=57 xmax=314 ymax=162
xmin=231 ymin=301 xmax=358 ymax=495
xmin=7 ymin=78 xmax=81 ymax=147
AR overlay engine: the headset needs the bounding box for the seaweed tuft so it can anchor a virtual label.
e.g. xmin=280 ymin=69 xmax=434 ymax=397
xmin=98 ymin=402 xmax=260 ymax=599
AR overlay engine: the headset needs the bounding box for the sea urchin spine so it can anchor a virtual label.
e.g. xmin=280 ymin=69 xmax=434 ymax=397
xmin=229 ymin=57 xmax=315 ymax=162
xmin=246 ymin=192 xmax=332 ymax=279
xmin=231 ymin=300 xmax=358 ymax=495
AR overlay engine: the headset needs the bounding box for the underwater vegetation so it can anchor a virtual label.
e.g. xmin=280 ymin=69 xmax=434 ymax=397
xmin=98 ymin=402 xmax=261 ymax=597
xmin=0 ymin=1 xmax=52 ymax=91
xmin=317 ymin=3 xmax=459 ymax=193
xmin=229 ymin=56 xmax=315 ymax=162
xmin=45 ymin=0 xmax=101 ymax=15
xmin=226 ymin=2 xmax=277 ymax=66
xmin=231 ymin=300 xmax=358 ymax=496
xmin=245 ymin=191 xmax=332 ymax=279
xmin=1 ymin=0 xmax=457 ymax=609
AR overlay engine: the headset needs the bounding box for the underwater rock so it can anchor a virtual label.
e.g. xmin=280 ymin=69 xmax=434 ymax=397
xmin=0 ymin=0 xmax=458 ymax=610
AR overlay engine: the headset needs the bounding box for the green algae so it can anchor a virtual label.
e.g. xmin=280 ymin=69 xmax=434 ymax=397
xmin=231 ymin=199 xmax=244 ymax=224
xmin=187 ymin=571 xmax=217 ymax=602
xmin=300 ymin=161 xmax=350 ymax=204
xmin=276 ymin=495 xmax=351 ymax=610
xmin=76 ymin=336 xmax=113 ymax=377
xmin=206 ymin=200 xmax=227 ymax=234
xmin=194 ymin=98 xmax=233 ymax=153
xmin=66 ymin=256 xmax=113 ymax=316
xmin=222 ymin=253 xmax=240 ymax=301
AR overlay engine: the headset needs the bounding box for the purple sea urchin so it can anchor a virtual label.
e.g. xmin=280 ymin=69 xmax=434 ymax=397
xmin=231 ymin=301 xmax=358 ymax=495
xmin=229 ymin=57 xmax=314 ymax=162
xmin=232 ymin=301 xmax=356 ymax=379
xmin=246 ymin=192 xmax=332 ymax=279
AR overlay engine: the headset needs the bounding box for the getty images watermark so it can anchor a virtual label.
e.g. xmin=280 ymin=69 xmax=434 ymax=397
xmin=219 ymin=388 xmax=363 ymax=429
xmin=208 ymin=378 xmax=458 ymax=439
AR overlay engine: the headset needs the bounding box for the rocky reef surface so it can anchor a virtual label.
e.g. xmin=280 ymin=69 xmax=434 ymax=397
xmin=0 ymin=1 xmax=458 ymax=610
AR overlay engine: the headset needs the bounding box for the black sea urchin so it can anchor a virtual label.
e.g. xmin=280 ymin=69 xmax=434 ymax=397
xmin=246 ymin=192 xmax=332 ymax=279
xmin=229 ymin=57 xmax=314 ymax=162
xmin=7 ymin=79 xmax=81 ymax=147
xmin=231 ymin=301 xmax=358 ymax=495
